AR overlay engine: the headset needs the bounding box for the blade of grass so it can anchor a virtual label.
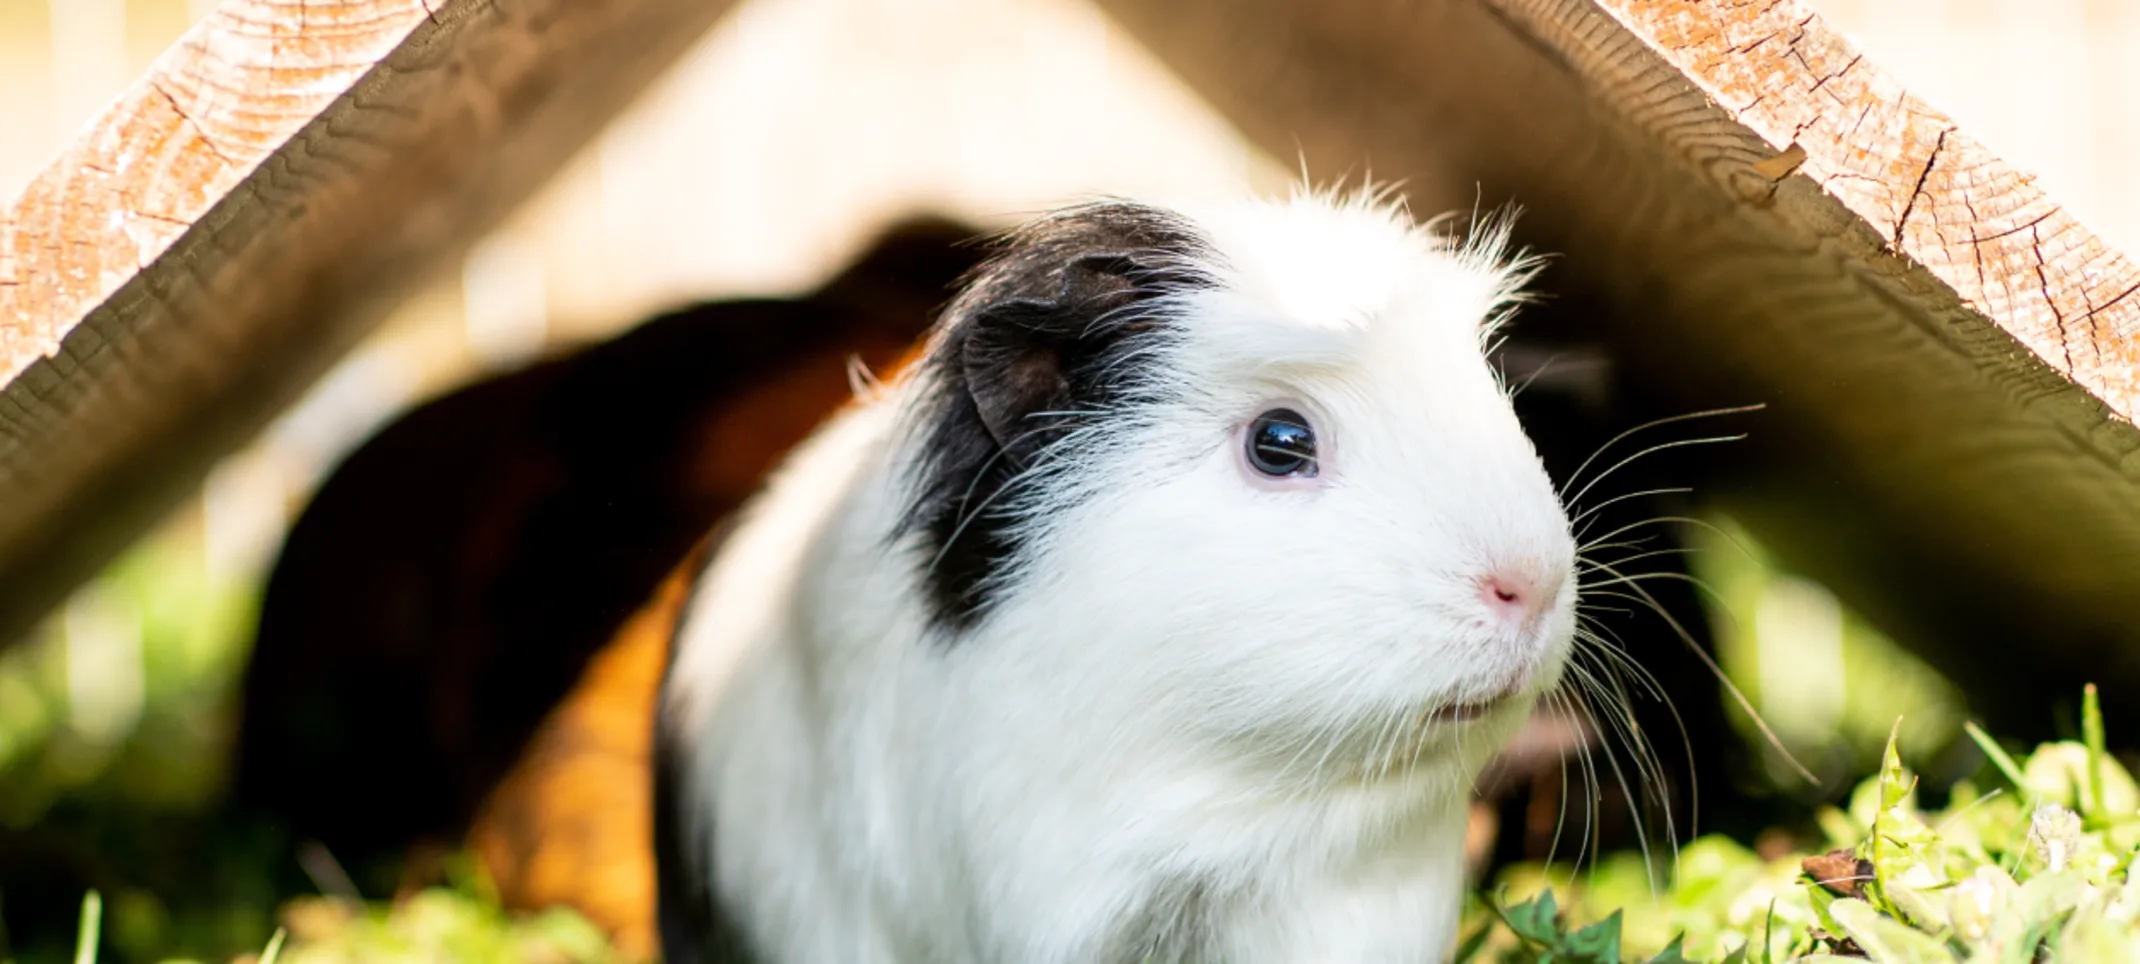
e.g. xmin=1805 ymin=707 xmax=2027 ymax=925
xmin=1763 ymin=897 xmax=1778 ymax=964
xmin=1451 ymin=916 xmax=1496 ymax=963
xmin=259 ymin=928 xmax=288 ymax=964
xmin=72 ymin=892 xmax=100 ymax=964
xmin=1965 ymin=721 xmax=2028 ymax=792
xmin=2082 ymin=683 xmax=2107 ymax=824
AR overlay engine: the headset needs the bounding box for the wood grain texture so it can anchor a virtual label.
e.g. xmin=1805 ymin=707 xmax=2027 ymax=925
xmin=0 ymin=0 xmax=739 ymax=646
xmin=1618 ymin=2 xmax=2140 ymax=415
xmin=1094 ymin=0 xmax=2140 ymax=730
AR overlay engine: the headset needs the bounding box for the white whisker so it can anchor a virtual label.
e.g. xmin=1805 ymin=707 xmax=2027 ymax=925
xmin=1583 ymin=558 xmax=1818 ymax=785
xmin=1568 ymin=486 xmax=1694 ymax=527
xmin=1557 ymin=404 xmax=1765 ymax=503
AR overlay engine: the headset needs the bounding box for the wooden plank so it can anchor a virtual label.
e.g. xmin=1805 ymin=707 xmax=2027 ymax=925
xmin=1094 ymin=0 xmax=2140 ymax=729
xmin=0 ymin=0 xmax=739 ymax=645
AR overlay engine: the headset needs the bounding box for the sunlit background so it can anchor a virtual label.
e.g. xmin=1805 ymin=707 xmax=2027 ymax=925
xmin=1 ymin=0 xmax=2136 ymax=954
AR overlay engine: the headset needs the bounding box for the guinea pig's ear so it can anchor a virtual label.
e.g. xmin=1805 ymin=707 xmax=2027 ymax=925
xmin=955 ymin=253 xmax=1144 ymax=466
xmin=903 ymin=202 xmax=1210 ymax=630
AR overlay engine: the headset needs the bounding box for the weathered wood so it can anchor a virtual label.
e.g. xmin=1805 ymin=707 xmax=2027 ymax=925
xmin=0 ymin=0 xmax=738 ymax=646
xmin=1094 ymin=0 xmax=2140 ymax=730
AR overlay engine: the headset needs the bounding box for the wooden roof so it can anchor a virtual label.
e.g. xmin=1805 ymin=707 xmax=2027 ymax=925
xmin=0 ymin=0 xmax=739 ymax=642
xmin=3 ymin=0 xmax=2137 ymax=708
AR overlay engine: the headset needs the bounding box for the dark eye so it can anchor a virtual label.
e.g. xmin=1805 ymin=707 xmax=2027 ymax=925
xmin=1245 ymin=408 xmax=1318 ymax=478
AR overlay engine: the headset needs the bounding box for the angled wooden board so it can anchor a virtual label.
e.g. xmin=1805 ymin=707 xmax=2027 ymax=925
xmin=0 ymin=0 xmax=738 ymax=646
xmin=1095 ymin=0 xmax=2140 ymax=730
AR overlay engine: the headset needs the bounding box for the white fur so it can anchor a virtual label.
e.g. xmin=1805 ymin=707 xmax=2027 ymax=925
xmin=662 ymin=190 xmax=1578 ymax=963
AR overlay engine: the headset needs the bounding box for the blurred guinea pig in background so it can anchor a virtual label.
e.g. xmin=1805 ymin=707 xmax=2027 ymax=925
xmin=232 ymin=214 xmax=983 ymax=958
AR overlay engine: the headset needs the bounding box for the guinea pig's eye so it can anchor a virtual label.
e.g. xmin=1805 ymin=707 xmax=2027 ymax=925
xmin=1245 ymin=408 xmax=1318 ymax=478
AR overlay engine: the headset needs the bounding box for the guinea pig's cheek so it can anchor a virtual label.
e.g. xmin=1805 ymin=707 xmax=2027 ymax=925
xmin=1530 ymin=614 xmax=1579 ymax=689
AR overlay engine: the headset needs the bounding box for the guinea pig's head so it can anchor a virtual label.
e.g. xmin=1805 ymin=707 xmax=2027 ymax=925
xmin=897 ymin=191 xmax=1576 ymax=789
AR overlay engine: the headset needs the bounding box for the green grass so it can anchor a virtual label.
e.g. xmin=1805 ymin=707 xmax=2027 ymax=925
xmin=31 ymin=691 xmax=2132 ymax=963
xmin=72 ymin=894 xmax=100 ymax=964
xmin=38 ymin=882 xmax=625 ymax=964
xmin=20 ymin=694 xmax=2136 ymax=963
xmin=1465 ymin=686 xmax=2140 ymax=962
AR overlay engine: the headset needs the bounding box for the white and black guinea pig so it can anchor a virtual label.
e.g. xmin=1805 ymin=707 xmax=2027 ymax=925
xmin=654 ymin=190 xmax=1580 ymax=963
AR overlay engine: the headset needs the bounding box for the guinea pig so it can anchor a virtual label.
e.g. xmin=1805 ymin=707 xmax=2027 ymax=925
xmin=655 ymin=190 xmax=1580 ymax=963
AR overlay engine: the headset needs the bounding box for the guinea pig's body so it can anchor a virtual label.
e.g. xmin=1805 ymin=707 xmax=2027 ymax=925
xmin=657 ymin=193 xmax=1580 ymax=963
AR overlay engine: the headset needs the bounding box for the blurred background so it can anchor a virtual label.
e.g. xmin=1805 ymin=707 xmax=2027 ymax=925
xmin=2 ymin=0 xmax=2138 ymax=959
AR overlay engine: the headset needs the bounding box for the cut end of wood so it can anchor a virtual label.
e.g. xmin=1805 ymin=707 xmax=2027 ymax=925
xmin=0 ymin=1 xmax=435 ymax=384
xmin=1608 ymin=0 xmax=2140 ymax=424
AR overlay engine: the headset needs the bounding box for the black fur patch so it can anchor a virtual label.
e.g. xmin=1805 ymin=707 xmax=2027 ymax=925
xmin=899 ymin=202 xmax=1216 ymax=631
xmin=655 ymin=535 xmax=762 ymax=964
xmin=652 ymin=717 xmax=760 ymax=963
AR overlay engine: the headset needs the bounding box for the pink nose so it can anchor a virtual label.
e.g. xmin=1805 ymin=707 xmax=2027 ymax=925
xmin=1478 ymin=568 xmax=1555 ymax=628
